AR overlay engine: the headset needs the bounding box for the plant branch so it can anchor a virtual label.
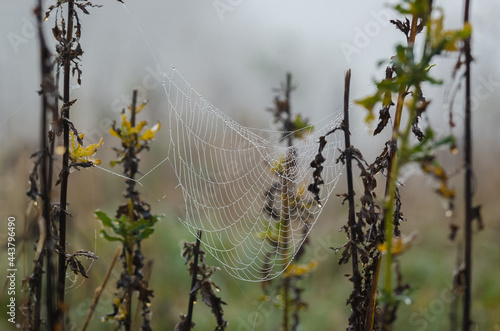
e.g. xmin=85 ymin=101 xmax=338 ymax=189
xmin=58 ymin=0 xmax=75 ymax=326
xmin=124 ymin=90 xmax=139 ymax=331
xmin=384 ymin=11 xmax=419 ymax=282
xmin=462 ymin=0 xmax=473 ymax=329
xmin=131 ymin=259 xmax=154 ymax=330
xmin=36 ymin=0 xmax=56 ymax=328
xmin=186 ymin=230 xmax=203 ymax=328
xmin=282 ymin=73 xmax=295 ymax=331
xmin=341 ymin=69 xmax=364 ymax=329
xmin=380 ymin=12 xmax=421 ymax=330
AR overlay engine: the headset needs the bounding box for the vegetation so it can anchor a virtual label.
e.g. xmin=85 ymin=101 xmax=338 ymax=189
xmin=94 ymin=91 xmax=161 ymax=330
xmin=309 ymin=1 xmax=476 ymax=330
xmin=1 ymin=0 xmax=495 ymax=330
xmin=260 ymin=73 xmax=317 ymax=330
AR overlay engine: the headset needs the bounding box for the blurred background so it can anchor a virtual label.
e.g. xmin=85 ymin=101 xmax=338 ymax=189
xmin=1 ymin=0 xmax=499 ymax=330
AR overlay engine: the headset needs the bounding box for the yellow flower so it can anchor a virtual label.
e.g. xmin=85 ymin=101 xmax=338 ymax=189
xmin=69 ymin=131 xmax=103 ymax=166
xmin=109 ymin=113 xmax=161 ymax=146
xmin=140 ymin=122 xmax=161 ymax=141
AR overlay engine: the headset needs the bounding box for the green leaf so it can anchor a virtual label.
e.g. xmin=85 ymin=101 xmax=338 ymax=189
xmin=292 ymin=114 xmax=313 ymax=139
xmin=128 ymin=218 xmax=154 ymax=232
xmin=100 ymin=229 xmax=122 ymax=242
xmin=135 ymin=228 xmax=155 ymax=241
xmin=355 ymin=92 xmax=381 ymax=123
xmin=94 ymin=210 xmax=113 ymax=227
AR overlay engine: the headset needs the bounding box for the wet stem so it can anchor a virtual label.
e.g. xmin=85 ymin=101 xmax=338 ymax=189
xmin=364 ymin=12 xmax=421 ymax=330
xmin=382 ymin=12 xmax=419 ymax=309
xmin=383 ymin=96 xmax=417 ymax=299
xmin=124 ymin=91 xmax=139 ymax=330
xmin=58 ymin=0 xmax=75 ymax=327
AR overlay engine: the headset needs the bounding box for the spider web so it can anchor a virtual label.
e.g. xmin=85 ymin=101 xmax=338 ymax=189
xmin=139 ymin=67 xmax=344 ymax=281
xmin=108 ymin=4 xmax=347 ymax=282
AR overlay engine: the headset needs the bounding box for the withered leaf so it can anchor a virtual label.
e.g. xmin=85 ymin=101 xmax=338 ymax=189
xmin=174 ymin=314 xmax=194 ymax=331
xmin=374 ymin=107 xmax=391 ymax=136
xmin=472 ymin=205 xmax=484 ymax=230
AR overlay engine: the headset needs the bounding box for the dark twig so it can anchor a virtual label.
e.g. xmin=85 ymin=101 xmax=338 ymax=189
xmin=176 ymin=230 xmax=226 ymax=330
xmin=36 ymin=0 xmax=56 ymax=328
xmin=58 ymin=1 xmax=75 ymax=326
xmin=186 ymin=230 xmax=203 ymax=329
xmin=462 ymin=0 xmax=473 ymax=329
xmin=342 ymin=69 xmax=364 ymax=329
xmin=282 ymin=73 xmax=294 ymax=331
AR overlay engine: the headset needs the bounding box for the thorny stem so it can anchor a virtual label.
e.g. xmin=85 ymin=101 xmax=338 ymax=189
xmin=36 ymin=0 xmax=56 ymax=329
xmin=462 ymin=0 xmax=473 ymax=329
xmin=58 ymin=0 xmax=75 ymax=326
xmin=186 ymin=230 xmax=203 ymax=328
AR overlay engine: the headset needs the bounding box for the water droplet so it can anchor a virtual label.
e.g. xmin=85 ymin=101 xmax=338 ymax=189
xmin=445 ymin=210 xmax=453 ymax=217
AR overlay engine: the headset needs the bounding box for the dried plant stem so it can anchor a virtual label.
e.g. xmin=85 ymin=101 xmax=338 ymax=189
xmin=58 ymin=1 xmax=75 ymax=326
xmin=462 ymin=0 xmax=473 ymax=329
xmin=82 ymin=246 xmax=121 ymax=331
xmin=282 ymin=73 xmax=294 ymax=331
xmin=282 ymin=172 xmax=291 ymax=331
xmin=186 ymin=230 xmax=203 ymax=328
xmin=341 ymin=69 xmax=363 ymax=329
xmin=36 ymin=0 xmax=56 ymax=328
xmin=124 ymin=90 xmax=139 ymax=331
xmin=282 ymin=154 xmax=292 ymax=331
xmin=131 ymin=260 xmax=154 ymax=330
